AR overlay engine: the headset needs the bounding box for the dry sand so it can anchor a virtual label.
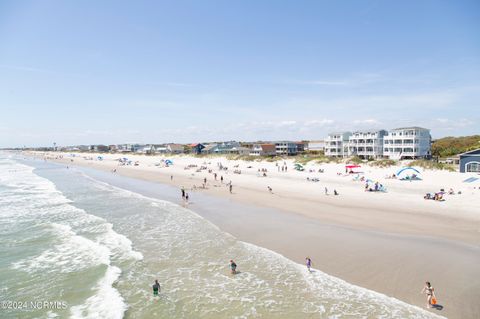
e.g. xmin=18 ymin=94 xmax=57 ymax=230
xmin=28 ymin=151 xmax=480 ymax=318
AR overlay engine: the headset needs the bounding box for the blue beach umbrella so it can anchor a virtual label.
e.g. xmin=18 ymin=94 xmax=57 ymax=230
xmin=396 ymin=167 xmax=421 ymax=176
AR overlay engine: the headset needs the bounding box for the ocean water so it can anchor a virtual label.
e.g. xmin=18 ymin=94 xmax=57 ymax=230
xmin=0 ymin=154 xmax=444 ymax=319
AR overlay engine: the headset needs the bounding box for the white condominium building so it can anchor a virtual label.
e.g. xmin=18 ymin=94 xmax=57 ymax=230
xmin=348 ymin=129 xmax=387 ymax=159
xmin=383 ymin=127 xmax=431 ymax=160
xmin=325 ymin=132 xmax=352 ymax=157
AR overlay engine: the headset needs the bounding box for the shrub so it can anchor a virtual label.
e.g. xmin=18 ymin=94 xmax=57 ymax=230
xmin=408 ymin=160 xmax=456 ymax=172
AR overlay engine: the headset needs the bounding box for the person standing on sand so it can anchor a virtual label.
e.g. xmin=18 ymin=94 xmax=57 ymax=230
xmin=221 ymin=176 xmax=224 ymax=183
xmin=181 ymin=187 xmax=185 ymax=200
xmin=229 ymin=260 xmax=237 ymax=274
xmin=324 ymin=187 xmax=328 ymax=195
xmin=152 ymin=279 xmax=161 ymax=296
xmin=229 ymin=184 xmax=233 ymax=193
xmin=421 ymin=281 xmax=436 ymax=308
xmin=305 ymin=257 xmax=312 ymax=272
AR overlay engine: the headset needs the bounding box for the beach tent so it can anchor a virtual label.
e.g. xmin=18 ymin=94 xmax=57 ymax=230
xmin=294 ymin=163 xmax=304 ymax=171
xmin=165 ymin=159 xmax=173 ymax=165
xmin=346 ymin=164 xmax=361 ymax=169
xmin=463 ymin=177 xmax=479 ymax=183
xmin=346 ymin=164 xmax=361 ymax=173
xmin=396 ymin=167 xmax=422 ymax=180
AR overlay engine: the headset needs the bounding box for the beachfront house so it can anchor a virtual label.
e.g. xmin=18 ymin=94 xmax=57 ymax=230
xmin=166 ymin=143 xmax=184 ymax=154
xmin=348 ymin=129 xmax=388 ymax=159
xmin=116 ymin=144 xmax=131 ymax=152
xmin=226 ymin=146 xmax=251 ymax=155
xmin=153 ymin=144 xmax=168 ymax=154
xmin=274 ymin=141 xmax=298 ymax=156
xmin=383 ymin=127 xmax=431 ymax=160
xmin=139 ymin=145 xmax=156 ymax=154
xmin=202 ymin=143 xmax=218 ymax=154
xmin=190 ymin=143 xmax=205 ymax=155
xmin=306 ymin=140 xmax=326 ymax=153
xmin=201 ymin=141 xmax=245 ymax=155
xmin=325 ymin=132 xmax=352 ymax=157
xmin=91 ymin=144 xmax=109 ymax=152
xmin=250 ymin=144 xmax=276 ymax=156
xmin=295 ymin=142 xmax=306 ymax=153
xmin=459 ymin=149 xmax=480 ymax=173
xmin=133 ymin=144 xmax=146 ymax=153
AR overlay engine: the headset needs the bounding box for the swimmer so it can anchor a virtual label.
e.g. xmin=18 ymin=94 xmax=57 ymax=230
xmin=230 ymin=260 xmax=237 ymax=274
xmin=152 ymin=279 xmax=161 ymax=296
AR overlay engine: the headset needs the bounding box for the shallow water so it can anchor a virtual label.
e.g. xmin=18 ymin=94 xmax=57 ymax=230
xmin=0 ymin=154 xmax=444 ymax=318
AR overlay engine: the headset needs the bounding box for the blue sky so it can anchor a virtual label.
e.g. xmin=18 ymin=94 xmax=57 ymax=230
xmin=0 ymin=0 xmax=479 ymax=147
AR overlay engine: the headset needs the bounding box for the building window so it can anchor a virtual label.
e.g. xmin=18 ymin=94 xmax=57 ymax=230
xmin=466 ymin=162 xmax=480 ymax=173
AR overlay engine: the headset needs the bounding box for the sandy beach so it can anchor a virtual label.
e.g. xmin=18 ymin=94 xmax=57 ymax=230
xmin=29 ymin=151 xmax=480 ymax=318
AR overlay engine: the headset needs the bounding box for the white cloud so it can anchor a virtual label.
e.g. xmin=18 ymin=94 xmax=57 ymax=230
xmin=353 ymin=119 xmax=380 ymax=125
xmin=304 ymin=119 xmax=335 ymax=126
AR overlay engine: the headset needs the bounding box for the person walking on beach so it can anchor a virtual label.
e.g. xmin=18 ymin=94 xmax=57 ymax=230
xmin=229 ymin=184 xmax=233 ymax=194
xmin=152 ymin=279 xmax=161 ymax=296
xmin=229 ymin=260 xmax=237 ymax=274
xmin=306 ymin=257 xmax=312 ymax=272
xmin=324 ymin=187 xmax=328 ymax=195
xmin=421 ymin=281 xmax=436 ymax=308
xmin=181 ymin=187 xmax=185 ymax=200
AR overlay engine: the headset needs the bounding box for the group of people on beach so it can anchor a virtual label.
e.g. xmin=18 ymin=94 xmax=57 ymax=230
xmin=153 ymin=258 xmax=439 ymax=313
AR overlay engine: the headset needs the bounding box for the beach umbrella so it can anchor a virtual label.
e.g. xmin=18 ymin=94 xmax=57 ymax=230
xmin=346 ymin=164 xmax=361 ymax=169
xmin=396 ymin=167 xmax=421 ymax=176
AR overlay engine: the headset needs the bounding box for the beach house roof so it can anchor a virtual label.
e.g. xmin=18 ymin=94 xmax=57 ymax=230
xmin=167 ymin=144 xmax=184 ymax=152
xmin=459 ymin=148 xmax=480 ymax=157
xmin=391 ymin=126 xmax=429 ymax=131
xmin=259 ymin=144 xmax=276 ymax=152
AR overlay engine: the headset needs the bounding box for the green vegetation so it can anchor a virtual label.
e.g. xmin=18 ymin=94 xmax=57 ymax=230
xmin=369 ymin=159 xmax=397 ymax=168
xmin=408 ymin=159 xmax=456 ymax=172
xmin=293 ymin=154 xmax=339 ymax=165
xmin=346 ymin=156 xmax=363 ymax=164
xmin=432 ymin=135 xmax=480 ymax=158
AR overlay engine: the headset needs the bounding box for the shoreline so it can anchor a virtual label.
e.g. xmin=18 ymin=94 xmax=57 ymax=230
xmin=30 ymin=151 xmax=480 ymax=245
xmin=20 ymin=152 xmax=480 ymax=318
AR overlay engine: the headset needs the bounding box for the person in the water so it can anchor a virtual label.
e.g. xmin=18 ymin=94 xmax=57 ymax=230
xmin=306 ymin=257 xmax=312 ymax=272
xmin=229 ymin=260 xmax=237 ymax=274
xmin=152 ymin=279 xmax=161 ymax=296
